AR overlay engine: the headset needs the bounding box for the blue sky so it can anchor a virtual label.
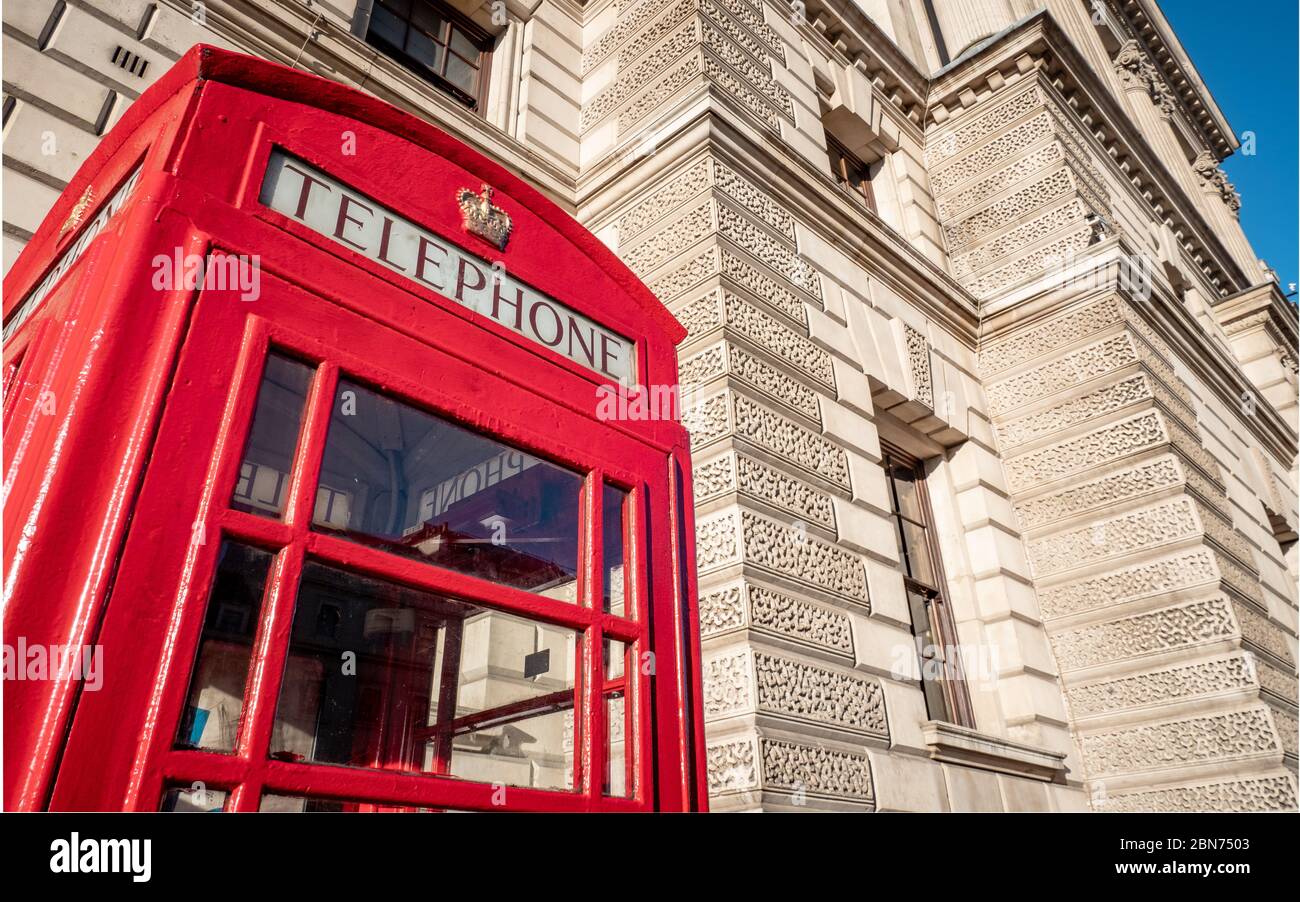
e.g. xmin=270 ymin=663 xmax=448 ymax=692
xmin=1161 ymin=0 xmax=1298 ymax=298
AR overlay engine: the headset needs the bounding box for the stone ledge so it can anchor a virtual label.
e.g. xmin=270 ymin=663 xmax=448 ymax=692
xmin=922 ymin=720 xmax=1068 ymax=782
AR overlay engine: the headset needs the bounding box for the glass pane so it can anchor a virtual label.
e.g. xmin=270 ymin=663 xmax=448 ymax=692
xmin=231 ymin=354 xmax=314 ymax=518
xmin=449 ymin=27 xmax=479 ymax=60
xmin=175 ymin=542 xmax=274 ymax=752
xmin=271 ymin=562 xmax=579 ymax=792
xmin=405 ymin=29 xmax=442 ymax=71
xmin=604 ymin=637 xmax=625 ymax=681
xmin=602 ymin=485 xmax=628 ymax=615
xmin=259 ymin=794 xmax=350 ymax=812
xmin=315 ymin=379 xmax=584 ymax=600
xmin=368 ymin=5 xmax=408 ymax=49
xmin=160 ymin=786 xmax=228 ymax=812
xmin=889 ymin=463 xmax=924 ymax=522
xmin=899 ymin=519 xmax=935 ymax=586
xmin=444 ymin=52 xmax=476 ymax=95
xmin=410 ymin=2 xmax=445 ymax=36
xmin=604 ymin=692 xmax=629 ymax=797
xmin=906 ymin=588 xmax=951 ymax=722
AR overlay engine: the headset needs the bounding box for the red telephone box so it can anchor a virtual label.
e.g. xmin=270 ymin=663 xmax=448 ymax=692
xmin=3 ymin=46 xmax=706 ymax=812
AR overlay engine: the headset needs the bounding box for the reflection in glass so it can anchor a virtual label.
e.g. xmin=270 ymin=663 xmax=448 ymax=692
xmin=160 ymin=786 xmax=228 ymax=812
xmin=604 ymin=692 xmax=628 ymax=797
xmin=272 ymin=562 xmax=578 ymax=791
xmin=231 ymin=354 xmax=313 ymax=519
xmin=314 ymin=380 xmax=584 ymax=599
xmin=602 ymin=485 xmax=628 ymax=615
xmin=175 ymin=542 xmax=274 ymax=752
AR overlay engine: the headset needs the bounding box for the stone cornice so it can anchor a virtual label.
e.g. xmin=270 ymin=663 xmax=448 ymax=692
xmin=925 ymin=10 xmax=1249 ymax=299
xmin=798 ymin=0 xmax=930 ymax=130
xmin=1106 ymin=0 xmax=1237 ymax=160
xmin=1213 ymin=281 xmax=1300 ymax=350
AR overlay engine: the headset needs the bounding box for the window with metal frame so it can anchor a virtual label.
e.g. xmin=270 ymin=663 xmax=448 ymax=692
xmin=364 ymin=0 xmax=493 ymax=112
xmin=880 ymin=445 xmax=975 ymax=727
xmin=163 ymin=338 xmax=644 ymax=812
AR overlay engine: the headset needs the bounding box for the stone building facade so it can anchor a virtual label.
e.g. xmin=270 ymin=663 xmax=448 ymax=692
xmin=3 ymin=0 xmax=1297 ymax=811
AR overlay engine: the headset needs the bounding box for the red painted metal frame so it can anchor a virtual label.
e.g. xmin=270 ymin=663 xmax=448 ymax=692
xmin=2 ymin=46 xmax=707 ymax=812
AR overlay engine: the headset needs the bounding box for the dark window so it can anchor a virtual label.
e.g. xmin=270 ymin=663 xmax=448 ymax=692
xmin=827 ymin=135 xmax=877 ymax=214
xmin=365 ymin=0 xmax=492 ymax=112
xmin=881 ymin=446 xmax=974 ymax=727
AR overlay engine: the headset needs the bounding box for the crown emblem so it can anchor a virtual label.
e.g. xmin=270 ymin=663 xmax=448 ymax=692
xmin=457 ymin=184 xmax=512 ymax=251
xmin=58 ymin=186 xmax=96 ymax=241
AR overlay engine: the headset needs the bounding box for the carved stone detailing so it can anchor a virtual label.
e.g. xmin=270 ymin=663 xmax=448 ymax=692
xmin=702 ymin=0 xmax=784 ymax=63
xmin=616 ymin=0 xmax=698 ymax=72
xmin=698 ymin=583 xmax=746 ymax=634
xmin=1053 ymin=596 xmax=1237 ymax=672
xmin=693 ymin=451 xmax=835 ymax=529
xmin=753 ymin=652 xmax=887 ymax=736
xmin=623 ymin=199 xmax=713 ymax=275
xmin=1256 ymin=659 xmax=1300 ymax=706
xmin=717 ymin=204 xmax=822 ymax=297
xmin=926 ymin=85 xmax=1042 ymax=167
xmin=721 ymin=250 xmax=809 ymax=323
xmin=761 ymin=739 xmax=874 ymax=801
xmin=711 ymin=161 xmax=795 ymax=242
xmin=740 ymin=510 xmax=867 ymax=599
xmin=703 ymin=649 xmax=888 ymax=737
xmin=1081 ymin=708 xmax=1281 ymax=778
xmin=616 ymin=159 xmax=790 ymax=250
xmin=730 ymin=394 xmax=849 ymax=488
xmin=965 ymin=227 xmax=1094 ymax=300
xmin=692 ymin=508 xmax=868 ymax=600
xmin=707 ymin=735 xmax=875 ymax=801
xmin=1103 ymin=776 xmax=1298 ymax=813
xmin=706 ymin=738 xmax=757 ymax=793
xmin=1004 ymin=410 xmax=1168 ymax=493
xmin=698 ymin=579 xmax=856 ymax=652
xmin=680 ymin=341 xmax=821 ymax=421
xmin=585 ymin=0 xmax=682 ymax=72
xmin=987 ymin=332 xmax=1135 ymax=415
xmin=1114 ymin=39 xmax=1178 ymax=118
xmin=1273 ymin=707 xmax=1298 ymax=757
xmin=703 ymin=650 xmax=752 ymax=715
xmin=944 ymin=168 xmax=1076 ymax=250
xmin=1068 ymin=654 xmax=1258 ymax=717
xmin=1233 ymin=601 xmax=1296 ymax=667
xmin=694 ymin=509 xmax=741 ymax=570
xmin=583 ymin=18 xmax=698 ymax=130
xmin=617 ymin=158 xmax=712 ymax=242
xmin=617 ymin=50 xmax=703 ymax=134
xmin=930 ymin=111 xmax=1054 ymax=194
xmin=701 ymin=25 xmax=793 ymax=123
xmin=936 ymin=142 xmax=1064 ymax=219
xmin=749 ymin=585 xmax=855 ymax=652
xmin=1027 ymin=496 xmax=1202 ymax=578
xmin=701 ymin=52 xmax=779 ymax=129
xmin=1014 ymin=454 xmax=1184 ymax=531
xmin=1037 ymin=545 xmax=1220 ymax=620
xmin=1194 ymin=500 xmax=1257 ymax=575
xmin=997 ymin=372 xmax=1153 ymax=450
xmin=903 ymin=325 xmax=933 ymax=408
xmin=649 ymin=247 xmax=718 ymax=301
xmin=979 ymin=298 xmax=1123 ymax=376
xmin=952 ymin=199 xmax=1087 ymax=278
xmin=679 ymin=291 xmax=834 ymax=387
xmin=1164 ymin=417 xmax=1224 ymax=488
